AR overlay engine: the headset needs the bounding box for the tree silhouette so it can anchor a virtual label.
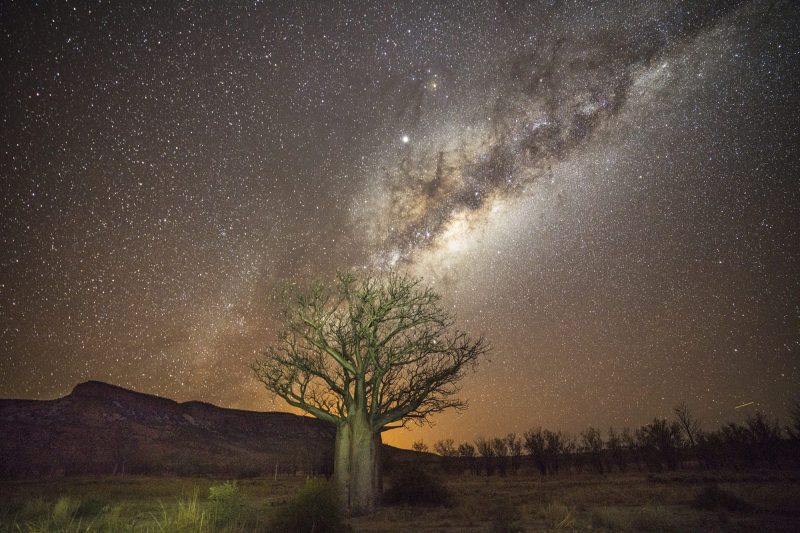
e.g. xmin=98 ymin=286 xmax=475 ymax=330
xmin=434 ymin=438 xmax=458 ymax=473
xmin=457 ymin=442 xmax=478 ymax=475
xmin=505 ymin=433 xmax=523 ymax=474
xmin=475 ymin=437 xmax=496 ymax=475
xmin=607 ymin=427 xmax=627 ymax=472
xmin=434 ymin=438 xmax=456 ymax=456
xmin=412 ymin=440 xmax=429 ymax=453
xmin=788 ymin=397 xmax=800 ymax=441
xmin=674 ymin=402 xmax=701 ymax=447
xmin=581 ymin=426 xmax=605 ymax=474
xmin=523 ymin=428 xmax=547 ymax=475
xmin=493 ymin=437 xmax=509 ymax=476
xmin=253 ymin=271 xmax=487 ymax=514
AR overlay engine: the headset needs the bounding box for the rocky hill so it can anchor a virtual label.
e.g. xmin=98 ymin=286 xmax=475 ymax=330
xmin=1 ymin=381 xmax=346 ymax=479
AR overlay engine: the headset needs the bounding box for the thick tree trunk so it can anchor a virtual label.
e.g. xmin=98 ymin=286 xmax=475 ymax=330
xmin=348 ymin=408 xmax=379 ymax=515
xmin=332 ymin=421 xmax=351 ymax=507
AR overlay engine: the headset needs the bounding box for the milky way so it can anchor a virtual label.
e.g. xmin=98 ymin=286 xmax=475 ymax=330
xmin=2 ymin=1 xmax=798 ymax=447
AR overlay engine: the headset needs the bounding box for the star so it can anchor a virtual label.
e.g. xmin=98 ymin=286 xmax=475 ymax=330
xmin=0 ymin=0 xmax=797 ymax=451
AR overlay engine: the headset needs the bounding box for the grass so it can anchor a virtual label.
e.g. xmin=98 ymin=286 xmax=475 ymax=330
xmin=0 ymin=470 xmax=798 ymax=531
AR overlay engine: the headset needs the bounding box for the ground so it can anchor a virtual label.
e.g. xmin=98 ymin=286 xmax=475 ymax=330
xmin=1 ymin=470 xmax=799 ymax=531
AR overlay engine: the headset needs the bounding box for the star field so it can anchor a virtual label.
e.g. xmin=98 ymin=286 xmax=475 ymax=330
xmin=1 ymin=0 xmax=798 ymax=448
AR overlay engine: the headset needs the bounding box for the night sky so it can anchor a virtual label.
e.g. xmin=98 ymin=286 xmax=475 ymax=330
xmin=2 ymin=1 xmax=798 ymax=448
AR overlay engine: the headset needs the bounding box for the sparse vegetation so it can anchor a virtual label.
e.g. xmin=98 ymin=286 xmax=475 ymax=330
xmin=3 ymin=401 xmax=800 ymax=530
xmin=489 ymin=499 xmax=524 ymax=532
xmin=1 ymin=470 xmax=799 ymax=531
xmin=539 ymin=501 xmax=576 ymax=529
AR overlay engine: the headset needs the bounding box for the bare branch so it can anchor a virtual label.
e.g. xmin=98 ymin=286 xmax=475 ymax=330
xmin=253 ymin=270 xmax=487 ymax=432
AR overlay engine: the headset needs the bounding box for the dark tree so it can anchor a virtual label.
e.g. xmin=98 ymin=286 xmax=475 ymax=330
xmin=412 ymin=440 xmax=429 ymax=453
xmin=434 ymin=438 xmax=457 ymax=473
xmin=457 ymin=442 xmax=479 ymax=475
xmin=607 ymin=427 xmax=627 ymax=472
xmin=253 ymin=271 xmax=487 ymax=514
xmin=581 ymin=426 xmax=605 ymax=474
xmin=434 ymin=438 xmax=456 ymax=457
xmin=788 ymin=397 xmax=800 ymax=441
xmin=674 ymin=402 xmax=701 ymax=447
xmin=637 ymin=418 xmax=683 ymax=471
xmin=506 ymin=433 xmax=523 ymax=474
xmin=523 ymin=428 xmax=547 ymax=475
xmin=544 ymin=430 xmax=567 ymax=474
xmin=493 ymin=437 xmax=509 ymax=476
xmin=475 ymin=437 xmax=496 ymax=476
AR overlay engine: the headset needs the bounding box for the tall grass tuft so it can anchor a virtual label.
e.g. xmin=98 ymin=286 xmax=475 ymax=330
xmin=152 ymin=491 xmax=211 ymax=532
xmin=540 ymin=502 xmax=575 ymax=529
xmin=51 ymin=496 xmax=80 ymax=526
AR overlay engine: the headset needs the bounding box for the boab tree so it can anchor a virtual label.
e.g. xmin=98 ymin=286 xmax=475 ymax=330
xmin=253 ymin=271 xmax=487 ymax=514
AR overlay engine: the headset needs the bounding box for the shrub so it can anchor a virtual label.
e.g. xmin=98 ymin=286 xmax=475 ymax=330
xmin=17 ymin=497 xmax=49 ymax=521
xmin=490 ymin=499 xmax=524 ymax=532
xmin=209 ymin=480 xmax=238 ymax=502
xmin=75 ymin=498 xmax=105 ymax=518
xmin=51 ymin=496 xmax=80 ymax=526
xmin=269 ymin=477 xmax=351 ymax=533
xmin=209 ymin=480 xmax=241 ymax=522
xmin=693 ymin=485 xmax=752 ymax=512
xmin=153 ymin=492 xmax=210 ymax=531
xmin=383 ymin=463 xmax=453 ymax=507
xmin=540 ymin=502 xmax=575 ymax=529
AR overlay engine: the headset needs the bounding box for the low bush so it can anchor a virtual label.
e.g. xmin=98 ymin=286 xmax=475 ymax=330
xmin=383 ymin=464 xmax=453 ymax=507
xmin=693 ymin=485 xmax=752 ymax=512
xmin=539 ymin=502 xmax=575 ymax=529
xmin=51 ymin=496 xmax=80 ymax=526
xmin=489 ymin=499 xmax=524 ymax=532
xmin=209 ymin=480 xmax=241 ymax=523
xmin=208 ymin=480 xmax=238 ymax=502
xmin=153 ymin=492 xmax=211 ymax=531
xmin=269 ymin=477 xmax=351 ymax=532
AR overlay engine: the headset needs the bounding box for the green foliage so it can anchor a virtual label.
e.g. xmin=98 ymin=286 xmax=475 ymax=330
xmin=383 ymin=464 xmax=453 ymax=507
xmin=74 ymin=498 xmax=105 ymax=518
xmin=693 ymin=485 xmax=752 ymax=512
xmin=269 ymin=477 xmax=351 ymax=533
xmin=51 ymin=496 xmax=80 ymax=526
xmin=208 ymin=480 xmax=240 ymax=521
xmin=209 ymin=480 xmax=237 ymax=498
xmin=152 ymin=491 xmax=211 ymax=532
xmin=16 ymin=497 xmax=49 ymax=521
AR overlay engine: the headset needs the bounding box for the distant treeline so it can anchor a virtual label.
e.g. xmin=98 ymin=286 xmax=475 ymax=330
xmin=411 ymin=402 xmax=800 ymax=476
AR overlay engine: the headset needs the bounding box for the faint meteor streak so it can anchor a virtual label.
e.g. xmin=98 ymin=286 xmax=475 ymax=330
xmin=735 ymin=401 xmax=754 ymax=410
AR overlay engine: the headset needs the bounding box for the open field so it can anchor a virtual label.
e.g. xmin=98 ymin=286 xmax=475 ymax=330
xmin=2 ymin=470 xmax=800 ymax=532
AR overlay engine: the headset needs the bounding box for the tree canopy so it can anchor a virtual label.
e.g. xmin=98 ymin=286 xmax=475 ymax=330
xmin=254 ymin=270 xmax=486 ymax=433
